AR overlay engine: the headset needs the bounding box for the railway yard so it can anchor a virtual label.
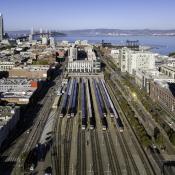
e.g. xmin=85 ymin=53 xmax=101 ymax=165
xmin=51 ymin=77 xmax=156 ymax=175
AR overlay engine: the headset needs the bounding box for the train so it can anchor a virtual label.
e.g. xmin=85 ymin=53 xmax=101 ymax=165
xmin=71 ymin=79 xmax=78 ymax=117
xmin=86 ymin=79 xmax=95 ymax=130
xmin=101 ymin=79 xmax=124 ymax=132
xmin=59 ymin=79 xmax=71 ymax=117
xmin=67 ymin=79 xmax=75 ymax=118
xmin=94 ymin=79 xmax=107 ymax=117
xmin=116 ymin=117 xmax=124 ymax=132
xmin=81 ymin=79 xmax=87 ymax=130
xmin=93 ymin=79 xmax=107 ymax=130
xmin=98 ymin=79 xmax=114 ymax=117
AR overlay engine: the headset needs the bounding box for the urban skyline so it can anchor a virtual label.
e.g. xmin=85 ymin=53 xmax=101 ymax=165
xmin=1 ymin=0 xmax=175 ymax=30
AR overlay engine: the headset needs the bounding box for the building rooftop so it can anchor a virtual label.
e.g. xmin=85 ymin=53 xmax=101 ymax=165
xmin=0 ymin=78 xmax=31 ymax=85
xmin=137 ymin=69 xmax=175 ymax=82
xmin=155 ymin=80 xmax=175 ymax=97
xmin=162 ymin=65 xmax=175 ymax=72
xmin=0 ymin=106 xmax=15 ymax=127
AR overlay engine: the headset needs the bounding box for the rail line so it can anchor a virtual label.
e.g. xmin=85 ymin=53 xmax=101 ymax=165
xmin=77 ymin=128 xmax=86 ymax=175
xmin=57 ymin=117 xmax=63 ymax=175
xmin=121 ymin=133 xmax=140 ymax=175
xmin=109 ymin=78 xmax=157 ymax=175
xmin=90 ymin=130 xmax=98 ymax=175
xmin=131 ymin=137 xmax=154 ymax=175
xmin=103 ymin=132 xmax=118 ymax=175
xmin=107 ymin=131 xmax=122 ymax=174
xmin=76 ymin=126 xmax=81 ymax=175
xmin=90 ymin=130 xmax=104 ymax=175
xmin=106 ymin=81 xmax=139 ymax=175
xmin=64 ymin=118 xmax=73 ymax=175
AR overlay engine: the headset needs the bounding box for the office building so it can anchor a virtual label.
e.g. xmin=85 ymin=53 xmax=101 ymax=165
xmin=42 ymin=36 xmax=49 ymax=45
xmin=68 ymin=46 xmax=78 ymax=61
xmin=150 ymin=81 xmax=175 ymax=112
xmin=119 ymin=47 xmax=156 ymax=75
xmin=0 ymin=61 xmax=15 ymax=71
xmin=135 ymin=69 xmax=175 ymax=93
xmin=0 ymin=13 xmax=3 ymax=41
xmin=0 ymin=105 xmax=20 ymax=148
xmin=0 ymin=78 xmax=38 ymax=93
xmin=49 ymin=37 xmax=55 ymax=47
xmin=67 ymin=45 xmax=101 ymax=73
xmin=160 ymin=65 xmax=175 ymax=79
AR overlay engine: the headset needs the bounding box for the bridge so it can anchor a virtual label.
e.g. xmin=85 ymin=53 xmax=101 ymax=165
xmin=15 ymin=31 xmax=66 ymax=40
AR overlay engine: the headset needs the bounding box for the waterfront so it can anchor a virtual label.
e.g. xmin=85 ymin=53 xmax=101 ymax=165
xmin=55 ymin=35 xmax=175 ymax=55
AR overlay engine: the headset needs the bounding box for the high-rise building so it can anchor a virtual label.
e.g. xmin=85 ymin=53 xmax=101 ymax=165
xmin=68 ymin=46 xmax=78 ymax=61
xmin=119 ymin=47 xmax=156 ymax=74
xmin=0 ymin=13 xmax=4 ymax=41
xmin=49 ymin=37 xmax=55 ymax=47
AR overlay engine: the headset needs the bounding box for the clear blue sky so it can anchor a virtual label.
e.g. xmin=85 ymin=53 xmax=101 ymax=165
xmin=1 ymin=0 xmax=175 ymax=31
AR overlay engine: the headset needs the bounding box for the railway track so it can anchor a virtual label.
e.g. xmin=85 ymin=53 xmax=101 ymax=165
xmin=103 ymin=131 xmax=117 ymax=175
xmin=94 ymin=130 xmax=104 ymax=175
xmin=108 ymin=80 xmax=157 ymax=175
xmin=114 ymin=129 xmax=133 ymax=175
xmin=107 ymin=131 xmax=122 ymax=174
xmin=77 ymin=126 xmax=81 ymax=175
xmin=90 ymin=130 xmax=98 ymax=175
xmin=131 ymin=137 xmax=155 ymax=175
xmin=90 ymin=130 xmax=104 ymax=175
xmin=64 ymin=118 xmax=73 ymax=175
xmin=121 ymin=133 xmax=140 ymax=175
xmin=56 ymin=117 xmax=63 ymax=175
xmin=77 ymin=128 xmax=86 ymax=175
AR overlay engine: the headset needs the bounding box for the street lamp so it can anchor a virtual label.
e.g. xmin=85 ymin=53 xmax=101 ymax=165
xmin=132 ymin=92 xmax=137 ymax=100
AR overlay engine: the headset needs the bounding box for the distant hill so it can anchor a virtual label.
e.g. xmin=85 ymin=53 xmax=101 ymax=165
xmin=6 ymin=29 xmax=175 ymax=37
xmin=62 ymin=29 xmax=175 ymax=36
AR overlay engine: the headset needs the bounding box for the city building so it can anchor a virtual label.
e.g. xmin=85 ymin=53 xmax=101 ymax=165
xmin=160 ymin=65 xmax=175 ymax=79
xmin=135 ymin=69 xmax=175 ymax=93
xmin=75 ymin=40 xmax=88 ymax=46
xmin=0 ymin=61 xmax=15 ymax=71
xmin=0 ymin=13 xmax=4 ymax=41
xmin=42 ymin=36 xmax=49 ymax=45
xmin=150 ymin=81 xmax=175 ymax=112
xmin=0 ymin=78 xmax=38 ymax=104
xmin=67 ymin=45 xmax=101 ymax=73
xmin=110 ymin=49 xmax=120 ymax=64
xmin=68 ymin=46 xmax=77 ymax=61
xmin=29 ymin=34 xmax=33 ymax=42
xmin=49 ymin=37 xmax=55 ymax=47
xmin=119 ymin=47 xmax=156 ymax=75
xmin=0 ymin=105 xmax=20 ymax=148
xmin=0 ymin=78 xmax=38 ymax=93
xmin=8 ymin=65 xmax=50 ymax=79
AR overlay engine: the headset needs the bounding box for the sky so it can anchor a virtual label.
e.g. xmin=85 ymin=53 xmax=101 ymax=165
xmin=0 ymin=0 xmax=175 ymax=31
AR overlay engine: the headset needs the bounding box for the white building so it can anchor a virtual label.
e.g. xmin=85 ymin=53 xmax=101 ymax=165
xmin=0 ymin=61 xmax=15 ymax=71
xmin=0 ymin=106 xmax=20 ymax=148
xmin=67 ymin=45 xmax=101 ymax=73
xmin=68 ymin=59 xmax=100 ymax=73
xmin=68 ymin=46 xmax=78 ymax=61
xmin=110 ymin=49 xmax=120 ymax=64
xmin=160 ymin=65 xmax=175 ymax=79
xmin=42 ymin=36 xmax=49 ymax=45
xmin=49 ymin=37 xmax=55 ymax=47
xmin=119 ymin=47 xmax=156 ymax=75
xmin=75 ymin=40 xmax=88 ymax=46
xmin=29 ymin=34 xmax=33 ymax=42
